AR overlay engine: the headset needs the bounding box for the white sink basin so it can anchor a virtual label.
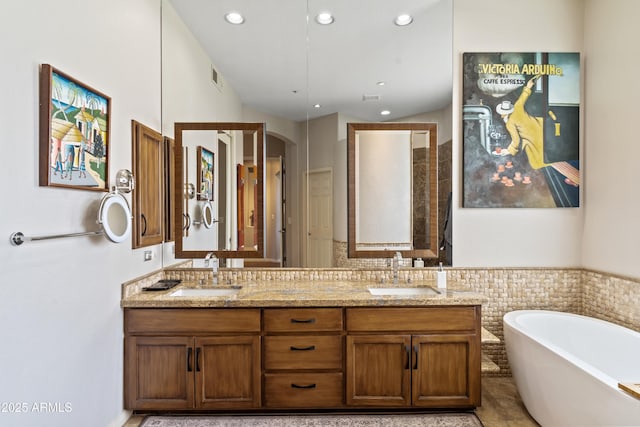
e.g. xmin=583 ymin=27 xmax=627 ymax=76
xmin=368 ymin=287 xmax=441 ymax=296
xmin=169 ymin=287 xmax=241 ymax=297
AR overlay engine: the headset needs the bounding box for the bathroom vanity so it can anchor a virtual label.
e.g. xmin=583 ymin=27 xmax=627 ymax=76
xmin=122 ymin=274 xmax=484 ymax=412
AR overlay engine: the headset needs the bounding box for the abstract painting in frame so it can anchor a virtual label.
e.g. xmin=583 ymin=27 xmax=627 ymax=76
xmin=197 ymin=146 xmax=214 ymax=201
xmin=462 ymin=52 xmax=580 ymax=208
xmin=39 ymin=64 xmax=110 ymax=191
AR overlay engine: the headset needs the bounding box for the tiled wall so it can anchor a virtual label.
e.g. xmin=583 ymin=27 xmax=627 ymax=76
xmin=134 ymin=264 xmax=640 ymax=376
xmin=582 ymin=270 xmax=640 ymax=330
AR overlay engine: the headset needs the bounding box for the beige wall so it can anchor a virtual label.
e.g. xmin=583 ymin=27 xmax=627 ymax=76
xmin=581 ymin=0 xmax=640 ymax=278
xmin=453 ymin=0 xmax=640 ymax=281
xmin=452 ymin=0 xmax=585 ymax=268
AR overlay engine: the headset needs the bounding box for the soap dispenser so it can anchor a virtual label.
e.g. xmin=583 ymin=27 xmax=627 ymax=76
xmin=436 ymin=262 xmax=447 ymax=290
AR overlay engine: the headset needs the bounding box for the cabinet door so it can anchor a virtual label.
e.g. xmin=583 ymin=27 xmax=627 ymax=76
xmin=345 ymin=335 xmax=411 ymax=407
xmin=411 ymin=334 xmax=480 ymax=407
xmin=124 ymin=336 xmax=193 ymax=410
xmin=132 ymin=120 xmax=164 ymax=248
xmin=195 ymin=336 xmax=261 ymax=409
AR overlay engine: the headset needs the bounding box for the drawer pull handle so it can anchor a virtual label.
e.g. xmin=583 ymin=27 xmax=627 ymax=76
xmin=291 ymin=383 xmax=317 ymax=389
xmin=290 ymin=318 xmax=316 ymax=324
xmin=290 ymin=345 xmax=316 ymax=351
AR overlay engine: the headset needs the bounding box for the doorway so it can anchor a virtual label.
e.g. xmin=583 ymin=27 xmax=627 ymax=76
xmin=303 ymin=168 xmax=333 ymax=267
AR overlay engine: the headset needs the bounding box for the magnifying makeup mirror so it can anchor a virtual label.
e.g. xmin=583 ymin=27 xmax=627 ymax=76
xmin=98 ymin=192 xmax=132 ymax=243
xmin=202 ymin=202 xmax=214 ymax=229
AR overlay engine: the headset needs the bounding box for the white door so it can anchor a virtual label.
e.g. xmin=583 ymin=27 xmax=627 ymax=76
xmin=304 ymin=169 xmax=333 ymax=267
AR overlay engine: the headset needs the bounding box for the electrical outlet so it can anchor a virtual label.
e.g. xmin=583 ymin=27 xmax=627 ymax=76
xmin=144 ymin=250 xmax=153 ymax=261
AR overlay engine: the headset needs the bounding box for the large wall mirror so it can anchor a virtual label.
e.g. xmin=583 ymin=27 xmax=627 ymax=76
xmin=160 ymin=0 xmax=453 ymax=268
xmin=173 ymin=122 xmax=264 ymax=259
xmin=348 ymin=123 xmax=438 ymax=259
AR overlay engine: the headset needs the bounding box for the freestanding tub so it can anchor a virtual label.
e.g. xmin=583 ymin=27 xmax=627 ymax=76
xmin=504 ymin=310 xmax=640 ymax=427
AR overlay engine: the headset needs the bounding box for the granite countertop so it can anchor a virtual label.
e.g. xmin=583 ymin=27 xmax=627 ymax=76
xmin=121 ymin=279 xmax=486 ymax=308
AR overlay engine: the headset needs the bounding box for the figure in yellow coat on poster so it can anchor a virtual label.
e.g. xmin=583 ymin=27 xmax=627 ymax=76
xmin=494 ymin=74 xmax=579 ymax=186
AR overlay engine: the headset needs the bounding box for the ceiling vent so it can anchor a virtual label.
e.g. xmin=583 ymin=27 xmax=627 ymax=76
xmin=362 ymin=94 xmax=381 ymax=102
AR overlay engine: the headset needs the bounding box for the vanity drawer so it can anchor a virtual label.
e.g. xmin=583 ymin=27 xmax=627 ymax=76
xmin=263 ymin=308 xmax=343 ymax=332
xmin=264 ymin=373 xmax=343 ymax=408
xmin=346 ymin=307 xmax=479 ymax=333
xmin=124 ymin=308 xmax=261 ymax=334
xmin=264 ymin=335 xmax=342 ymax=370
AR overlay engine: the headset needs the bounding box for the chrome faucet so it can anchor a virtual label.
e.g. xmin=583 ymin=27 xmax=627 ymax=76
xmin=204 ymin=252 xmax=219 ymax=285
xmin=392 ymin=251 xmax=402 ymax=284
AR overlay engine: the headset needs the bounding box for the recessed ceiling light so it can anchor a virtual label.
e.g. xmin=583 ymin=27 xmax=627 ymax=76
xmin=224 ymin=11 xmax=244 ymax=25
xmin=313 ymin=104 xmax=321 ymax=109
xmin=381 ymin=110 xmax=391 ymax=116
xmin=315 ymin=12 xmax=334 ymax=25
xmin=394 ymin=14 xmax=413 ymax=26
xmin=376 ymin=81 xmax=386 ymax=86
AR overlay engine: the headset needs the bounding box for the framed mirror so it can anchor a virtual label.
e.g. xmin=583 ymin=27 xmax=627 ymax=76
xmin=347 ymin=122 xmax=438 ymax=259
xmin=173 ymin=122 xmax=265 ymax=259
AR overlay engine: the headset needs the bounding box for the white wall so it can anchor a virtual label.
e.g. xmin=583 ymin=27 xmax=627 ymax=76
xmin=452 ymin=0 xmax=585 ymax=267
xmin=0 ymin=1 xmax=161 ymax=426
xmin=581 ymin=0 xmax=640 ymax=278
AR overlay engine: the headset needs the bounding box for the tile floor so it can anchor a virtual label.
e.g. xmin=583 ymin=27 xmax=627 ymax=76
xmin=476 ymin=377 xmax=540 ymax=427
xmin=123 ymin=376 xmax=539 ymax=427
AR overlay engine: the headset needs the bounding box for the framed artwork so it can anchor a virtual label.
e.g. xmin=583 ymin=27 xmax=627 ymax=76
xmin=462 ymin=52 xmax=580 ymax=208
xmin=39 ymin=64 xmax=111 ymax=191
xmin=197 ymin=146 xmax=214 ymax=201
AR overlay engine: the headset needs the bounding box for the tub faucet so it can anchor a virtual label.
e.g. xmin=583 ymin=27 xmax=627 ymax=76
xmin=392 ymin=252 xmax=402 ymax=284
xmin=204 ymin=252 xmax=219 ymax=285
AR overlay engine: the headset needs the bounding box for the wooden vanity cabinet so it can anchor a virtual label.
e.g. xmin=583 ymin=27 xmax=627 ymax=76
xmin=123 ymin=305 xmax=480 ymax=412
xmin=345 ymin=306 xmax=481 ymax=409
xmin=262 ymin=308 xmax=344 ymax=408
xmin=123 ymin=308 xmax=261 ymax=410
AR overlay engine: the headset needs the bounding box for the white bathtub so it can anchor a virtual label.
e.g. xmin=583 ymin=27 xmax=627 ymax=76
xmin=503 ymin=310 xmax=640 ymax=427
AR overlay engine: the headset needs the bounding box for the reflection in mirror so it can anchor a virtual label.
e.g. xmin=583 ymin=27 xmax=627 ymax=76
xmin=160 ymin=0 xmax=453 ymax=267
xmin=201 ymin=202 xmax=214 ymax=229
xmin=174 ymin=122 xmax=264 ymax=259
xmin=348 ymin=122 xmax=438 ymax=259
